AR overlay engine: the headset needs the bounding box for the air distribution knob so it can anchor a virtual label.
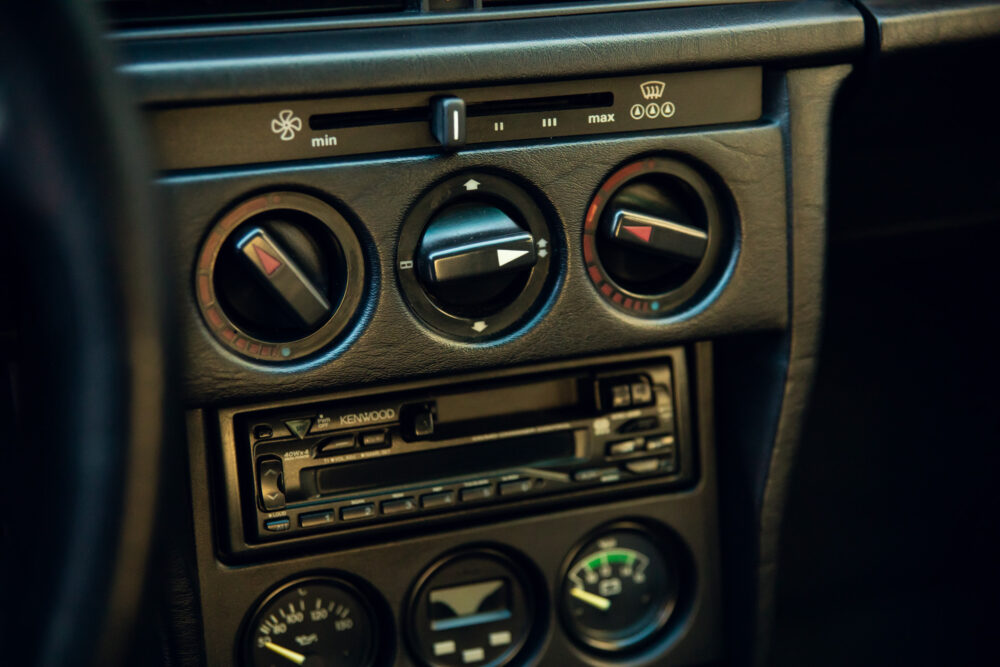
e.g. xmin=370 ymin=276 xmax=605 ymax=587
xmin=195 ymin=192 xmax=366 ymax=362
xmin=416 ymin=203 xmax=537 ymax=317
xmin=397 ymin=173 xmax=555 ymax=340
xmin=584 ymin=157 xmax=730 ymax=317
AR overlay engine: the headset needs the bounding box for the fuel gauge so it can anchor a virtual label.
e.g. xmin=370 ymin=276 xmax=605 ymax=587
xmin=560 ymin=524 xmax=680 ymax=653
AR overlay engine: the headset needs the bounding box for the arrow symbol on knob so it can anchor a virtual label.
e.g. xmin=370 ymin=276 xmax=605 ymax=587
xmin=253 ymin=245 xmax=282 ymax=275
xmin=496 ymin=248 xmax=529 ymax=267
xmin=464 ymin=179 xmax=480 ymax=191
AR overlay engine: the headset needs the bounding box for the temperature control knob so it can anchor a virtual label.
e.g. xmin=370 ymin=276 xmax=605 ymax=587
xmin=236 ymin=227 xmax=332 ymax=328
xmin=606 ymin=209 xmax=707 ymax=265
xmin=398 ymin=173 xmax=555 ymax=340
xmin=584 ymin=157 xmax=731 ymax=317
xmin=195 ymin=192 xmax=367 ymax=362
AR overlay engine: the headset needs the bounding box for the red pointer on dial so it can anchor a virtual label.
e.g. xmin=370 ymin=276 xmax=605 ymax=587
xmin=623 ymin=225 xmax=652 ymax=242
xmin=254 ymin=245 xmax=282 ymax=275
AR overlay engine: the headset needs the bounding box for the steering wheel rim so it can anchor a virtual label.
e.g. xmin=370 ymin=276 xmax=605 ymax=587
xmin=0 ymin=2 xmax=171 ymax=665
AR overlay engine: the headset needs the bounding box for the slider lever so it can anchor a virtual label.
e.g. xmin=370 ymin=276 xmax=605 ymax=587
xmin=432 ymin=96 xmax=466 ymax=150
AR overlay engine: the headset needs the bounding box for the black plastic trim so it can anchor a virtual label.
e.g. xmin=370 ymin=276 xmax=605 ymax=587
xmin=118 ymin=1 xmax=864 ymax=106
xmin=859 ymin=0 xmax=1000 ymax=53
xmin=109 ymin=0 xmax=787 ymax=41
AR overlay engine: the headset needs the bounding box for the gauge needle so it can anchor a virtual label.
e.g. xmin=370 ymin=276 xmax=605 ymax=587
xmin=571 ymin=587 xmax=612 ymax=611
xmin=263 ymin=641 xmax=307 ymax=665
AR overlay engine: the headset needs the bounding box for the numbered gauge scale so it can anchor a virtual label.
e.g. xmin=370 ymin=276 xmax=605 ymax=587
xmin=243 ymin=577 xmax=378 ymax=667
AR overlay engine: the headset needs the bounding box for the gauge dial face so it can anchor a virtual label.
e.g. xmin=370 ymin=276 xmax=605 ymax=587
xmin=244 ymin=578 xmax=377 ymax=667
xmin=561 ymin=528 xmax=679 ymax=653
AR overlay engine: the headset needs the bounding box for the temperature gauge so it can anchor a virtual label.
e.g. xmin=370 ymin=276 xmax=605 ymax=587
xmin=242 ymin=577 xmax=379 ymax=667
xmin=560 ymin=524 xmax=680 ymax=653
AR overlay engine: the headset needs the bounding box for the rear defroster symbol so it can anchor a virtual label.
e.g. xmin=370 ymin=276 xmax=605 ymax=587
xmin=270 ymin=109 xmax=302 ymax=141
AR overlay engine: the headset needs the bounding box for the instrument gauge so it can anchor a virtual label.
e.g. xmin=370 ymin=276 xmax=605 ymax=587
xmin=560 ymin=524 xmax=681 ymax=653
xmin=242 ymin=577 xmax=378 ymax=667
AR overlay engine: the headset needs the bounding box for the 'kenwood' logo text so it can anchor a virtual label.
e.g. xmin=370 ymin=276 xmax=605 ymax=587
xmin=340 ymin=409 xmax=395 ymax=425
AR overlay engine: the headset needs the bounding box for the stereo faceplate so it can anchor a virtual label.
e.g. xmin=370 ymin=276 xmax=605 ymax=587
xmin=216 ymin=348 xmax=695 ymax=557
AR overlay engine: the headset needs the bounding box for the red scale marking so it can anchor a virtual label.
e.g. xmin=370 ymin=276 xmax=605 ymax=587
xmin=604 ymin=162 xmax=645 ymax=192
xmin=624 ymin=298 xmax=633 ymax=310
xmin=198 ymin=276 xmax=212 ymax=305
xmin=585 ymin=201 xmax=600 ymax=231
xmin=229 ymin=198 xmax=268 ymax=227
xmin=612 ymin=293 xmax=623 ymax=304
xmin=221 ymin=329 xmax=236 ymax=342
xmin=600 ymin=284 xmax=613 ymax=296
xmin=199 ymin=233 xmax=222 ymax=270
xmin=588 ymin=266 xmax=603 ymax=283
xmin=235 ymin=337 xmax=248 ymax=350
xmin=254 ymin=245 xmax=282 ymax=275
xmin=261 ymin=346 xmax=272 ymax=357
xmin=633 ymin=301 xmax=644 ymax=311
xmin=583 ymin=238 xmax=595 ymax=263
xmin=623 ymin=225 xmax=652 ymax=242
xmin=206 ymin=307 xmax=224 ymax=329
xmin=248 ymin=343 xmax=261 ymax=355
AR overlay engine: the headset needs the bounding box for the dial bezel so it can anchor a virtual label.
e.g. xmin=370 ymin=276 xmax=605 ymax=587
xmin=558 ymin=520 xmax=684 ymax=655
xmin=582 ymin=156 xmax=733 ymax=318
xmin=238 ymin=574 xmax=384 ymax=667
xmin=195 ymin=191 xmax=367 ymax=362
xmin=396 ymin=171 xmax=558 ymax=341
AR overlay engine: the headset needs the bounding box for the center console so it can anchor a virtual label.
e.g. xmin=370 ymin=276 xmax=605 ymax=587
xmin=135 ymin=1 xmax=863 ymax=664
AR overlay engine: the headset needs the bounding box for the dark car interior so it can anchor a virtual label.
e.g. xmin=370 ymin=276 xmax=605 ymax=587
xmin=2 ymin=1 xmax=999 ymax=665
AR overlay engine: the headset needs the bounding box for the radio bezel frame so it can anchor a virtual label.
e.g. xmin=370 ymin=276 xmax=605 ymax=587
xmin=214 ymin=346 xmax=696 ymax=559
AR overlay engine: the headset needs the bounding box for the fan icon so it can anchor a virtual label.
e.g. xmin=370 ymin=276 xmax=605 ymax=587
xmin=270 ymin=109 xmax=302 ymax=141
